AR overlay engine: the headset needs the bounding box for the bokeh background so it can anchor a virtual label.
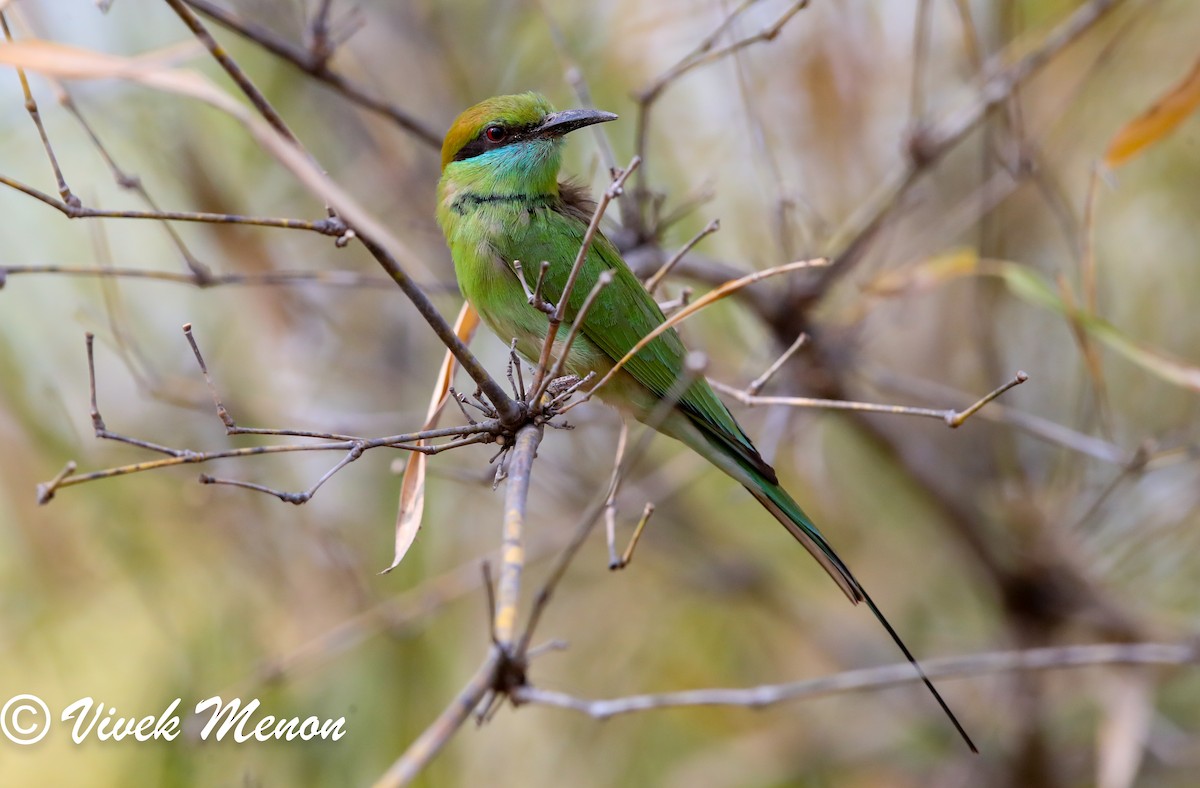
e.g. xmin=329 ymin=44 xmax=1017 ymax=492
xmin=2 ymin=0 xmax=1199 ymax=785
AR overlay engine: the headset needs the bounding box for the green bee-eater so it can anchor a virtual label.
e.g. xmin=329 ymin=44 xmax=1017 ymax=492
xmin=437 ymin=93 xmax=973 ymax=750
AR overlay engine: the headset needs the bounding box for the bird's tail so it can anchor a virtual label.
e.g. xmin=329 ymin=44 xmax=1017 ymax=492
xmin=746 ymin=474 xmax=864 ymax=604
xmin=741 ymin=463 xmax=978 ymax=753
xmin=653 ymin=408 xmax=975 ymax=750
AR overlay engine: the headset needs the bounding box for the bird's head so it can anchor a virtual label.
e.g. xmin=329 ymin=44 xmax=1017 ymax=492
xmin=439 ymin=93 xmax=616 ymax=189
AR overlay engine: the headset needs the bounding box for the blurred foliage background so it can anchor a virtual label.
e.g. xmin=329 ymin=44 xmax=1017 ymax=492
xmin=2 ymin=0 xmax=1199 ymax=785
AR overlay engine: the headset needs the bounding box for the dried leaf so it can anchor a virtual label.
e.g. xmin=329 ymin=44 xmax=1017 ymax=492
xmin=0 ymin=38 xmax=199 ymax=76
xmin=863 ymin=248 xmax=979 ymax=296
xmin=994 ymin=264 xmax=1200 ymax=392
xmin=1096 ymin=670 xmax=1153 ymax=788
xmin=1105 ymin=55 xmax=1200 ymax=167
xmin=382 ymin=302 xmax=480 ymax=573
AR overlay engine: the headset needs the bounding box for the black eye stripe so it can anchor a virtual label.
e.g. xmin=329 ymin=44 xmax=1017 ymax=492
xmin=452 ymin=121 xmax=543 ymax=162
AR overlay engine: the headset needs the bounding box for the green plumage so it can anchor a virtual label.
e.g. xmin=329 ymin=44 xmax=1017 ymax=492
xmin=435 ymin=93 xmax=974 ymax=750
xmin=436 ymin=92 xmax=859 ymax=601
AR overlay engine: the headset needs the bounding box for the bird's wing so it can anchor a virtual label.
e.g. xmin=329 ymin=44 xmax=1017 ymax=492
xmin=495 ymin=200 xmax=776 ymax=483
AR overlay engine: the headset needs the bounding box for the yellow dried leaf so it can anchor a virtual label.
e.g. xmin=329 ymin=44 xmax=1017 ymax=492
xmin=864 ymin=249 xmax=980 ymax=296
xmin=1105 ymin=55 xmax=1200 ymax=167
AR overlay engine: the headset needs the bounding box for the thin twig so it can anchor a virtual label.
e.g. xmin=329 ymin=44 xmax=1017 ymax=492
xmin=539 ymin=270 xmax=614 ymax=400
xmin=531 ymin=0 xmax=620 ymax=175
xmin=182 ymin=323 xmax=234 ymax=431
xmin=164 ymin=0 xmax=300 ymax=146
xmin=507 ymin=340 xmax=527 ymax=401
xmin=180 ymin=0 xmax=441 ymax=146
xmin=711 ymin=371 xmax=1029 ymax=428
xmin=908 ymin=0 xmax=933 ymax=128
xmin=512 ymin=641 xmax=1199 ymax=720
xmin=33 ymin=52 xmax=214 ymax=278
xmin=562 ymin=258 xmax=829 ymax=413
xmin=0 ymin=175 xmax=346 ymax=235
xmin=612 ymin=502 xmax=654 ymax=571
xmin=373 ymin=648 xmax=502 ymax=788
xmin=44 ymin=331 xmax=499 ymax=498
xmin=863 ymin=365 xmax=1126 ymax=465
xmin=0 ymin=264 xmax=428 ymax=290
xmin=35 ymin=460 xmax=77 ymax=504
xmin=1 ymin=12 xmax=75 ymax=206
xmin=644 ymin=218 xmax=720 ymax=295
xmin=812 ymin=0 xmax=1129 ymax=300
xmin=746 ymin=331 xmax=807 ymax=396
xmin=526 ymin=158 xmax=640 ymax=402
xmin=636 ymin=1 xmax=809 ymax=105
xmin=44 ymin=425 xmax=491 ymax=496
xmin=530 ymin=260 xmax=553 ymax=314
xmin=602 ymin=421 xmax=629 ymax=568
xmin=306 ymin=0 xmax=337 ymax=67
xmin=631 ymin=1 xmax=809 ymax=239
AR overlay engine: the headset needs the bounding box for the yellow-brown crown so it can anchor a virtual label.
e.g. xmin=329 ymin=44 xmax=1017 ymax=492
xmin=440 ymin=93 xmax=556 ymax=170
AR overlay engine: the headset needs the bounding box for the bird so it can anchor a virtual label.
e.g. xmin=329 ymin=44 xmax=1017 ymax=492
xmin=436 ymin=92 xmax=975 ymax=751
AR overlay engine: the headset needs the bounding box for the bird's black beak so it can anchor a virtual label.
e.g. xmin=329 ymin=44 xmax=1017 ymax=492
xmin=535 ymin=108 xmax=618 ymax=137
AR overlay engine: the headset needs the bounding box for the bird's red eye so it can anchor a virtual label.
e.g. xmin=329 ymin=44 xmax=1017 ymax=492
xmin=485 ymin=125 xmax=506 ymax=143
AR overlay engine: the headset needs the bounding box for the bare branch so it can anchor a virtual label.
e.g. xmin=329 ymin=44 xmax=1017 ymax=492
xmin=540 ymin=270 xmax=614 ymax=399
xmin=643 ymin=218 xmax=719 ymax=295
xmin=711 ymin=371 xmax=1029 ymax=428
xmin=518 ymin=353 xmax=707 ymax=656
xmin=527 ymin=157 xmax=640 ymax=402
xmin=602 ymin=420 xmax=629 ymax=568
xmin=0 ymin=263 xmax=432 ymax=290
xmin=0 ymin=174 xmax=346 ymax=235
xmin=631 ymin=1 xmax=810 ymax=238
xmin=373 ymin=648 xmax=502 ymax=788
xmin=495 ymin=424 xmax=543 ymax=650
xmin=513 ymin=642 xmax=1199 ymax=720
xmin=863 ymin=365 xmax=1127 ymax=465
xmin=635 ymin=1 xmax=809 ymax=105
xmin=164 ymin=0 xmax=302 ymax=148
xmin=746 ymin=331 xmax=807 ymax=396
xmin=180 ymin=0 xmax=441 ymax=146
xmin=1 ymin=11 xmax=75 ymax=206
xmin=611 ymin=502 xmax=654 ymax=571
xmin=41 ymin=331 xmax=500 ymax=499
xmin=563 ymin=258 xmax=829 ymax=413
xmin=814 ymin=0 xmax=1129 ymax=298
